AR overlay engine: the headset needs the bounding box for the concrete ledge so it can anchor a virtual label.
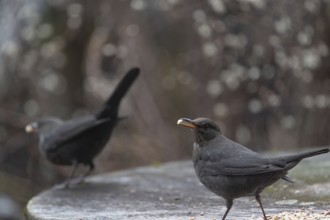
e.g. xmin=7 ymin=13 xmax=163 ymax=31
xmin=26 ymin=153 xmax=330 ymax=220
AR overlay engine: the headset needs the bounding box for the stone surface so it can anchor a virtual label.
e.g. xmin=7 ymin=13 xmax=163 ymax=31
xmin=26 ymin=151 xmax=330 ymax=220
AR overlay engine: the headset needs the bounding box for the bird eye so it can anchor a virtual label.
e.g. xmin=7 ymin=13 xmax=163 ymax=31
xmin=201 ymin=123 xmax=209 ymax=129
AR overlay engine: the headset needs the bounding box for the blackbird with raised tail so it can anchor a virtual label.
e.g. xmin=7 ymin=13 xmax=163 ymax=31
xmin=26 ymin=68 xmax=139 ymax=187
xmin=177 ymin=117 xmax=329 ymax=220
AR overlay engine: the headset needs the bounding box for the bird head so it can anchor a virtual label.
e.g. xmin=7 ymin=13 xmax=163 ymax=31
xmin=25 ymin=117 xmax=63 ymax=136
xmin=25 ymin=122 xmax=39 ymax=133
xmin=177 ymin=118 xmax=221 ymax=143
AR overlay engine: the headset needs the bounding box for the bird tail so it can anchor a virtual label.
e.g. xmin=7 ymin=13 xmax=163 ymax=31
xmin=279 ymin=148 xmax=329 ymax=163
xmin=95 ymin=68 xmax=140 ymax=119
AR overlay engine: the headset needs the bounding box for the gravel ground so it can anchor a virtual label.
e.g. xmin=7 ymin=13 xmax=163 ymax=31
xmin=262 ymin=209 xmax=330 ymax=220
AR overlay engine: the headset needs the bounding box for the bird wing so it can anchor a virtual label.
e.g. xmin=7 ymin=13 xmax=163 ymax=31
xmin=221 ymin=148 xmax=330 ymax=176
xmin=203 ymin=156 xmax=287 ymax=176
xmin=221 ymin=157 xmax=286 ymax=175
xmin=199 ymin=144 xmax=288 ymax=176
xmin=44 ymin=116 xmax=111 ymax=150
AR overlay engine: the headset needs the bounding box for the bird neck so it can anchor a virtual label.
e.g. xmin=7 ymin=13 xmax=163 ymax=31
xmin=194 ymin=132 xmax=219 ymax=147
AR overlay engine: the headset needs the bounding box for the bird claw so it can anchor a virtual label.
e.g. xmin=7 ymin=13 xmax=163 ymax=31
xmin=52 ymin=182 xmax=70 ymax=190
xmin=70 ymin=176 xmax=85 ymax=185
xmin=52 ymin=177 xmax=85 ymax=190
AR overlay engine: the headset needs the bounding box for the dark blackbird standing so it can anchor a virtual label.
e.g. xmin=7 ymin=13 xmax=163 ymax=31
xmin=25 ymin=68 xmax=139 ymax=186
xmin=177 ymin=117 xmax=329 ymax=220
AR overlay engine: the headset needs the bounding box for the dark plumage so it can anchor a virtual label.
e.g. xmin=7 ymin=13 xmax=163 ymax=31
xmin=26 ymin=68 xmax=139 ymax=186
xmin=177 ymin=117 xmax=329 ymax=220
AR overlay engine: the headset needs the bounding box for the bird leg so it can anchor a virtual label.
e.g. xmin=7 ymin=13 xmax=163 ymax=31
xmin=255 ymin=194 xmax=268 ymax=220
xmin=80 ymin=162 xmax=95 ymax=180
xmin=68 ymin=161 xmax=79 ymax=179
xmin=53 ymin=161 xmax=79 ymax=189
xmin=70 ymin=162 xmax=95 ymax=185
xmin=65 ymin=161 xmax=80 ymax=187
xmin=222 ymin=199 xmax=233 ymax=220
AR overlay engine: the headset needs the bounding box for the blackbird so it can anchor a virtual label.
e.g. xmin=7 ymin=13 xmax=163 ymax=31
xmin=177 ymin=117 xmax=329 ymax=220
xmin=25 ymin=68 xmax=139 ymax=186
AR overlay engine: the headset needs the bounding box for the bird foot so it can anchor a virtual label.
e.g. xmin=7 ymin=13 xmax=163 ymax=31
xmin=52 ymin=182 xmax=70 ymax=190
xmin=52 ymin=177 xmax=85 ymax=190
xmin=69 ymin=176 xmax=85 ymax=185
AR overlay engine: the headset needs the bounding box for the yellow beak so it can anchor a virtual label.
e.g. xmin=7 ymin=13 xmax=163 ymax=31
xmin=25 ymin=123 xmax=37 ymax=133
xmin=177 ymin=118 xmax=197 ymax=128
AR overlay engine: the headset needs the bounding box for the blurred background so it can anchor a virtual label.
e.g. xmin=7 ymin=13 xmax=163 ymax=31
xmin=0 ymin=0 xmax=329 ymax=218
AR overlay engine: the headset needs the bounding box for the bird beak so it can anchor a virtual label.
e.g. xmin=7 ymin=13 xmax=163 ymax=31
xmin=177 ymin=118 xmax=197 ymax=129
xmin=25 ymin=122 xmax=38 ymax=133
